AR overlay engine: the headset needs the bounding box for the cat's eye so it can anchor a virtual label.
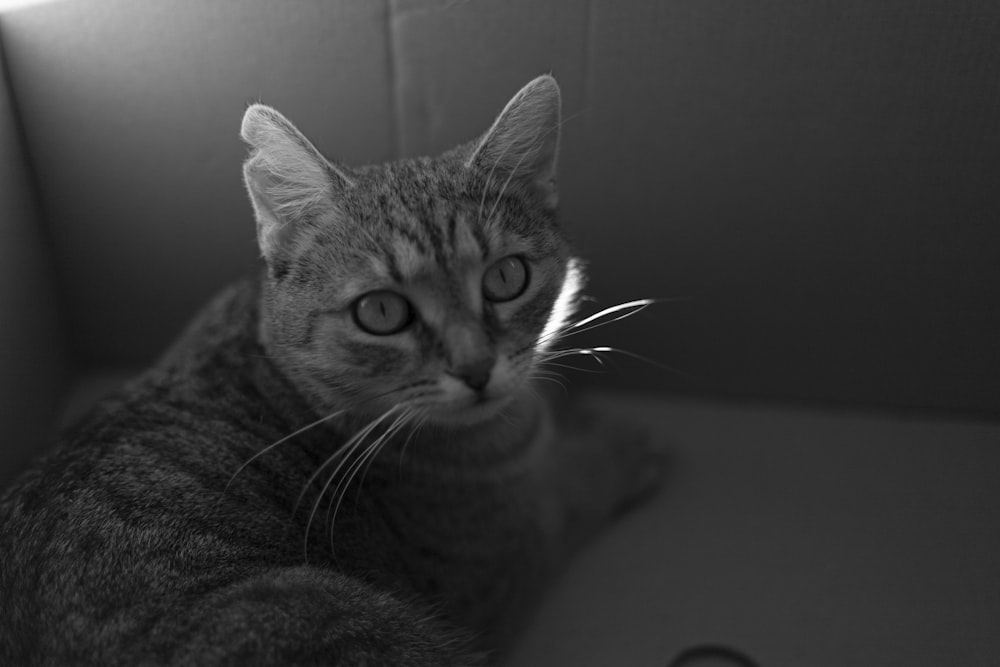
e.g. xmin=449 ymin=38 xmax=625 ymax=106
xmin=352 ymin=291 xmax=413 ymax=335
xmin=482 ymin=255 xmax=529 ymax=302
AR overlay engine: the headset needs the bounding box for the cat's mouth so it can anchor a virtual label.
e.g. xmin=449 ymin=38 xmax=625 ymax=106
xmin=425 ymin=391 xmax=511 ymax=426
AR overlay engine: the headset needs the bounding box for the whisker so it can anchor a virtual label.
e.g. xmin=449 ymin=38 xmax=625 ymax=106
xmin=397 ymin=413 xmax=428 ymax=471
xmin=324 ymin=408 xmax=417 ymax=554
xmin=530 ymin=373 xmax=570 ymax=395
xmin=546 ymin=345 xmax=698 ymax=381
xmin=223 ymin=384 xmax=417 ymax=512
xmin=321 ymin=394 xmax=429 ymax=535
xmin=217 ymin=407 xmax=348 ymax=507
xmin=538 ymin=346 xmax=609 ymax=365
xmin=292 ymin=417 xmax=370 ymax=519
xmin=337 ymin=408 xmax=413 ymax=514
xmin=537 ymin=298 xmax=651 ymax=345
xmin=538 ymin=360 xmax=606 ymax=374
xmin=536 ymin=296 xmax=690 ymax=350
xmin=590 ymin=346 xmax=699 ymax=380
xmin=564 ymin=298 xmax=655 ymax=331
xmin=302 ymin=407 xmax=400 ymax=561
xmin=345 ymin=409 xmax=414 ymax=509
xmin=289 ymin=387 xmax=428 ymax=519
xmin=530 ymin=367 xmax=568 ymax=382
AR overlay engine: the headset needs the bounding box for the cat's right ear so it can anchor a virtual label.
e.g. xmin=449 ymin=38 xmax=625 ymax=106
xmin=240 ymin=104 xmax=354 ymax=262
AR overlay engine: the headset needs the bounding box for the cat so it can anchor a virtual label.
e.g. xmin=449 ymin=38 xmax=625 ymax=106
xmin=0 ymin=75 xmax=663 ymax=666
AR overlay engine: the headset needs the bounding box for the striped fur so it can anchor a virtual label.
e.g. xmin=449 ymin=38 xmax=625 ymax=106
xmin=0 ymin=76 xmax=663 ymax=666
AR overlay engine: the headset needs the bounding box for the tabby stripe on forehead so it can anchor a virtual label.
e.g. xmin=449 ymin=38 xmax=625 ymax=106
xmin=469 ymin=222 xmax=490 ymax=260
xmin=385 ymin=219 xmax=431 ymax=256
xmin=447 ymin=213 xmax=458 ymax=250
xmin=418 ymin=214 xmax=448 ymax=265
xmin=383 ymin=248 xmax=404 ymax=283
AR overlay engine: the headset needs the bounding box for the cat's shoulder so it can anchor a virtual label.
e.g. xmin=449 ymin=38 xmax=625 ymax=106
xmin=1 ymin=275 xmax=283 ymax=508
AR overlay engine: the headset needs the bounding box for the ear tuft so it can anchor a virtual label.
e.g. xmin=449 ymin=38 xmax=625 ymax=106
xmin=467 ymin=75 xmax=562 ymax=209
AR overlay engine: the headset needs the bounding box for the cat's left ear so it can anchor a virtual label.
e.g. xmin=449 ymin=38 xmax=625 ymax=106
xmin=466 ymin=75 xmax=562 ymax=210
xmin=241 ymin=104 xmax=354 ymax=262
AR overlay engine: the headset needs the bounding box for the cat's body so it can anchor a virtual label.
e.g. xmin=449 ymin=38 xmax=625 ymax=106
xmin=0 ymin=76 xmax=660 ymax=665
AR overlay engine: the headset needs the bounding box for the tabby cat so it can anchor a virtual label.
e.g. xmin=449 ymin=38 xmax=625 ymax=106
xmin=0 ymin=75 xmax=662 ymax=666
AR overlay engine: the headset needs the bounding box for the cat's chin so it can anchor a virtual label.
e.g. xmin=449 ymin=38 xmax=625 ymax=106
xmin=423 ymin=394 xmax=513 ymax=427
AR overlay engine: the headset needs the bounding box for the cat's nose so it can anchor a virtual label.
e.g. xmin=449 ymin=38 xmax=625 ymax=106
xmin=453 ymin=357 xmax=494 ymax=391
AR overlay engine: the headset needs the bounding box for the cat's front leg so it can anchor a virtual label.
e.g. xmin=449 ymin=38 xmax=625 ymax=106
xmin=154 ymin=566 xmax=487 ymax=667
xmin=535 ymin=397 xmax=667 ymax=562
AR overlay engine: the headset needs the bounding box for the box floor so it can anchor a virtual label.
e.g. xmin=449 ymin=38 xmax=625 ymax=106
xmin=508 ymin=396 xmax=1000 ymax=667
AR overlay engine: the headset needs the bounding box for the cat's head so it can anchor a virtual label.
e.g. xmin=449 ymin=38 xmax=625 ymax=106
xmin=241 ymin=75 xmax=583 ymax=426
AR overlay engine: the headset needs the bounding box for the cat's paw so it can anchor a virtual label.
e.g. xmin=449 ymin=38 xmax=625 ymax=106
xmin=569 ymin=407 xmax=667 ymax=515
xmin=549 ymin=401 xmax=668 ymax=541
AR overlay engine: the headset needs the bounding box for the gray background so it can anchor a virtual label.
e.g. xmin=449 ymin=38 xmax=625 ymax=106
xmin=2 ymin=0 xmax=999 ymax=417
xmin=2 ymin=0 xmax=1000 ymax=486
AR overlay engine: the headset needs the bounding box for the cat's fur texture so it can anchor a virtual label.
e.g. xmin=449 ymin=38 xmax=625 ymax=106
xmin=0 ymin=75 xmax=662 ymax=666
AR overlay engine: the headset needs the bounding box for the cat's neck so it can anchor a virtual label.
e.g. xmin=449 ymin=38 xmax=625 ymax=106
xmin=312 ymin=390 xmax=547 ymax=485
